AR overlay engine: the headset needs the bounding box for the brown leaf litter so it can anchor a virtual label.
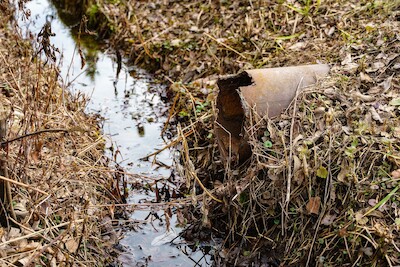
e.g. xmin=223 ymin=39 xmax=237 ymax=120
xmin=68 ymin=0 xmax=400 ymax=266
xmin=0 ymin=2 xmax=126 ymax=266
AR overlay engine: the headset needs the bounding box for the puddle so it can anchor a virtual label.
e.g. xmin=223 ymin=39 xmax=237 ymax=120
xmin=17 ymin=0 xmax=213 ymax=266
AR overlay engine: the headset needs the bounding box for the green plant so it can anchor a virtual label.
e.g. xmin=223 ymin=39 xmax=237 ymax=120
xmin=345 ymin=138 xmax=358 ymax=158
xmin=285 ymin=0 xmax=321 ymax=16
xmin=195 ymin=101 xmax=209 ymax=114
xmin=86 ymin=4 xmax=100 ymax=22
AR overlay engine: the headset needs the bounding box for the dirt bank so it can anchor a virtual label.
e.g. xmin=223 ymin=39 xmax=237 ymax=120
xmin=56 ymin=0 xmax=400 ymax=266
xmin=0 ymin=2 xmax=124 ymax=266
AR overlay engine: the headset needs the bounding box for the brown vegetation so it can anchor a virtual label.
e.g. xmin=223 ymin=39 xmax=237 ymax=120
xmin=87 ymin=0 xmax=400 ymax=265
xmin=4 ymin=0 xmax=400 ymax=266
xmin=0 ymin=2 xmax=125 ymax=266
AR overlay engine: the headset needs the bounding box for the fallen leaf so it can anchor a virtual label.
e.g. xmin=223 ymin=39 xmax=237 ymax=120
xmin=367 ymin=86 xmax=382 ymax=94
xmin=306 ymin=196 xmax=321 ymax=215
xmin=366 ymin=61 xmax=385 ymax=72
xmin=372 ymin=61 xmax=385 ymax=69
xmin=355 ymin=212 xmax=368 ymax=225
xmin=18 ymin=242 xmax=41 ymax=252
xmin=389 ymin=98 xmax=400 ymax=106
xmin=325 ymin=26 xmax=335 ymax=36
xmin=341 ymin=54 xmax=359 ymax=72
xmin=391 ymin=169 xmax=400 ymax=179
xmin=293 ymin=155 xmax=301 ymax=173
xmin=18 ymin=256 xmax=31 ymax=266
xmin=8 ymin=227 xmax=21 ymax=239
xmin=176 ymin=208 xmax=187 ymax=227
xmin=65 ymin=239 xmax=79 ymax=253
xmin=338 ymin=164 xmax=350 ymax=183
xmin=353 ymin=91 xmax=375 ymax=102
xmin=370 ymin=184 xmax=379 ymax=190
xmin=341 ymin=54 xmax=352 ymax=65
xmin=393 ymin=127 xmax=400 ymax=139
xmin=360 ymin=72 xmax=373 ymax=82
xmin=316 ymin=166 xmax=328 ymax=179
xmin=338 ymin=227 xmax=348 ymax=237
xmin=369 ymin=107 xmax=383 ymax=123
xmin=368 ymin=199 xmax=378 ymax=207
xmin=321 ymin=214 xmax=336 ymax=225
xmin=374 ymin=223 xmax=392 ymax=238
xmin=343 ymin=63 xmax=359 ymax=73
xmin=14 ymin=202 xmax=29 ymax=219
xmin=381 ymin=75 xmax=393 ymax=92
xmin=289 ymin=42 xmax=306 ymax=51
xmin=360 ymin=247 xmax=373 ymax=257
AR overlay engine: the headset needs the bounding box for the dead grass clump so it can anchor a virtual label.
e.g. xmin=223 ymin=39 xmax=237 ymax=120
xmin=83 ymin=0 xmax=347 ymax=81
xmin=168 ymin=1 xmax=400 ymax=266
xmin=214 ymin=69 xmax=400 ymax=266
xmin=73 ymin=0 xmax=400 ymax=265
xmin=0 ymin=4 xmax=124 ymax=266
xmin=79 ymin=0 xmax=398 ymax=83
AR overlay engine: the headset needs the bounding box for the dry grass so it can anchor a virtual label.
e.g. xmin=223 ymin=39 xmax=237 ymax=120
xmin=0 ymin=2 xmax=126 ymax=266
xmin=74 ymin=0 xmax=400 ymax=266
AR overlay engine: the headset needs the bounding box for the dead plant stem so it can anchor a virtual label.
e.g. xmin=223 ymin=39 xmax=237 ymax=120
xmin=179 ymin=126 xmax=222 ymax=203
xmin=0 ymin=219 xmax=84 ymax=247
xmin=0 ymin=128 xmax=84 ymax=146
xmin=306 ymin=132 xmax=333 ymax=266
xmin=0 ymin=175 xmax=49 ymax=196
xmin=203 ymin=32 xmax=247 ymax=60
xmin=140 ymin=129 xmax=194 ymax=160
xmin=284 ymin=78 xmax=303 ymax=229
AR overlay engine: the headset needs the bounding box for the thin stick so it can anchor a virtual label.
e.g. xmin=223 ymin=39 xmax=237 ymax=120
xmin=0 ymin=175 xmax=49 ymax=196
xmin=0 ymin=219 xmax=83 ymax=247
xmin=137 ymin=25 xmax=175 ymax=47
xmin=133 ymin=14 xmax=152 ymax=57
xmin=161 ymin=93 xmax=179 ymax=136
xmin=0 ymin=128 xmax=84 ymax=145
xmin=204 ymin=33 xmax=247 ymax=60
xmin=306 ymin=129 xmax=333 ymax=267
xmin=179 ymin=126 xmax=222 ymax=203
xmin=285 ymin=78 xmax=303 ymax=212
xmin=140 ymin=129 xmax=194 ymax=160
xmin=90 ymin=199 xmax=191 ymax=208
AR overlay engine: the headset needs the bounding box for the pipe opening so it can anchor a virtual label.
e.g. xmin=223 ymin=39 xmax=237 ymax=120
xmin=215 ymin=71 xmax=253 ymax=164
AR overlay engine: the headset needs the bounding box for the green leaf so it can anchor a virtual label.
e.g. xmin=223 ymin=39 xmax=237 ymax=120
xmin=317 ymin=166 xmax=328 ymax=179
xmin=243 ymin=251 xmax=251 ymax=257
xmin=274 ymin=33 xmax=301 ymax=40
xmin=178 ymin=110 xmax=189 ymax=117
xmin=389 ymin=98 xmax=400 ymax=106
xmin=263 ymin=140 xmax=273 ymax=148
xmin=351 ymin=138 xmax=359 ymax=147
xmin=364 ymin=185 xmax=399 ymax=217
xmin=239 ymin=193 xmax=248 ymax=204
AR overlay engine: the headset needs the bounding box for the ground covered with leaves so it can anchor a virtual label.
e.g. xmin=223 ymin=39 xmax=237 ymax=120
xmin=73 ymin=0 xmax=399 ymax=266
xmin=0 ymin=2 xmax=126 ymax=266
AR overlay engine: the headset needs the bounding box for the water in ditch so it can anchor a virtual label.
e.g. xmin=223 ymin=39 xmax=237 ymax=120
xmin=17 ymin=0 xmax=212 ymax=266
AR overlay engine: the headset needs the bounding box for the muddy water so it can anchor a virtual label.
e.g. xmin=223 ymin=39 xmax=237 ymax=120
xmin=17 ymin=1 xmax=212 ymax=266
